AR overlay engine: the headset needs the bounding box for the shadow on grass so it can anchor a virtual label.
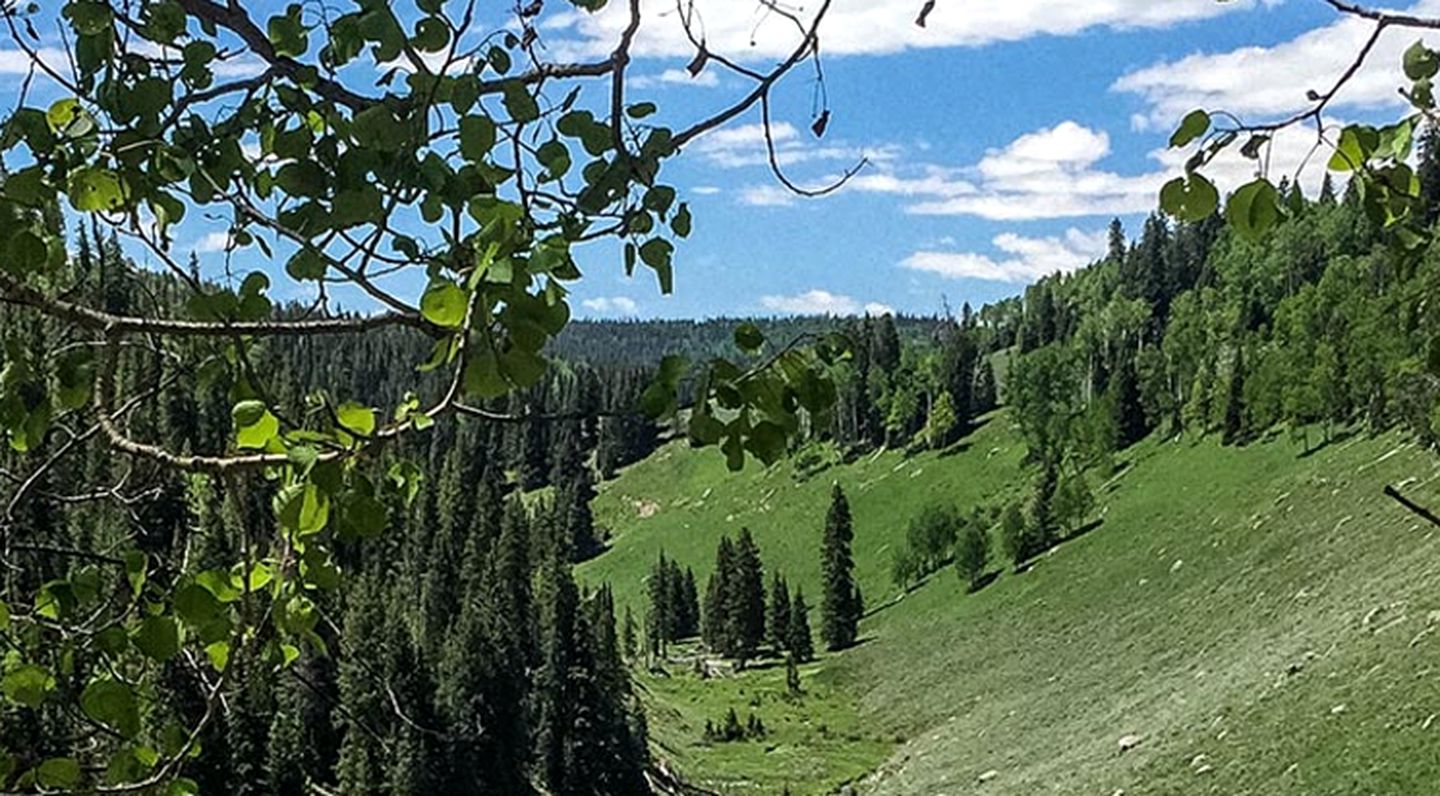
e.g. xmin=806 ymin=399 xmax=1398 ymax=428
xmin=967 ymin=569 xmax=1001 ymax=593
xmin=1014 ymin=518 xmax=1106 ymax=574
xmin=1297 ymin=427 xmax=1359 ymax=459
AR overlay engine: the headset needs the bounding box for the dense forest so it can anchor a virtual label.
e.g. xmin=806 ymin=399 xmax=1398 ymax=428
xmin=8 ymin=123 xmax=1440 ymax=794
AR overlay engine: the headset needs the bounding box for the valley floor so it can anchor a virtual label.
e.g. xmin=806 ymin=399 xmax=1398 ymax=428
xmin=580 ymin=416 xmax=1440 ymax=794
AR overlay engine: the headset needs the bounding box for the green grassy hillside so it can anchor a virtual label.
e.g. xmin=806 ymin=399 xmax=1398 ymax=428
xmin=578 ymin=415 xmax=1440 ymax=794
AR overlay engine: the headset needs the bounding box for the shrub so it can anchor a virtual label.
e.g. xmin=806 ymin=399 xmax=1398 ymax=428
xmin=953 ymin=521 xmax=990 ymax=591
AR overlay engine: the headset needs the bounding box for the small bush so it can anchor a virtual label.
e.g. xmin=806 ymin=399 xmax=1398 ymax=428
xmin=953 ymin=521 xmax=990 ymax=591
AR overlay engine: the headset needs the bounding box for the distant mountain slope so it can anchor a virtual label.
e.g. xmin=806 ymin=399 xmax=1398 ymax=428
xmin=579 ymin=416 xmax=1440 ymax=794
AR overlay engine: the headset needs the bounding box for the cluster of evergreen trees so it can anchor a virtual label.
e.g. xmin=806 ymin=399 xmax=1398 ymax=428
xmin=830 ymin=313 xmax=999 ymax=452
xmin=702 ymin=708 xmax=767 ymax=743
xmin=644 ymin=552 xmax=700 ymax=655
xmin=1 ymin=230 xmax=660 ymax=795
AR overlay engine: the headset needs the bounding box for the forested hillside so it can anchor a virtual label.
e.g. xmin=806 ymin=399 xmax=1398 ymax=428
xmin=7 ymin=127 xmax=1440 ymax=796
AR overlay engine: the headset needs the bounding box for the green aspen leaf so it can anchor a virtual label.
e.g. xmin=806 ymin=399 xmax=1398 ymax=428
xmin=56 ymin=348 xmax=94 ymax=410
xmin=463 ymin=350 xmax=510 ymax=399
xmin=133 ymin=615 xmax=181 ymax=662
xmin=234 ymin=404 xmax=279 ymax=450
xmin=459 ymin=115 xmax=496 ymax=161
xmin=0 ymin=599 xmax=8 ymax=630
xmin=644 ymin=185 xmax=676 ymax=215
xmin=671 ymin=203 xmax=692 ymax=238
xmin=286 ymin=249 xmax=327 ymax=281
xmin=276 ymin=482 xmax=330 ymax=536
xmin=1169 ymin=109 xmax=1210 ymax=148
xmin=745 ymin=421 xmax=788 ymax=465
xmin=488 ymin=45 xmax=512 ymax=74
xmin=688 ymin=412 xmax=725 ymax=445
xmin=734 ymin=322 xmax=765 ymax=353
xmin=1328 ymin=126 xmax=1375 ymax=172
xmin=47 ymin=347 xmax=90 ymax=412
xmin=499 ymin=348 xmax=547 ymax=389
xmin=46 ymin=98 xmax=95 ymax=138
xmin=1159 ymin=173 xmax=1219 ymax=222
xmin=639 ymin=238 xmax=674 ymax=294
xmin=81 ymin=679 xmax=140 ymax=738
xmin=268 ymin=7 xmax=309 ymax=58
xmin=2 ymin=664 xmax=54 ymax=707
xmin=502 ymin=81 xmax=540 ymax=124
xmin=36 ymin=757 xmax=81 ymax=789
xmin=537 ymin=140 xmax=571 ymax=179
xmin=420 ymin=282 xmax=467 ymax=328
xmin=451 ymin=75 xmax=480 ymax=114
xmin=173 ymin=584 xmax=222 ymax=627
xmin=1405 ymin=40 xmax=1440 ymax=80
xmin=68 ymin=166 xmax=126 ymax=212
xmin=124 ymin=551 xmax=146 ymax=596
xmin=195 ymin=570 xmax=242 ymax=603
xmin=627 ymin=101 xmax=658 ymax=119
xmin=413 ymin=17 xmax=450 ymax=51
xmin=204 ymin=641 xmax=230 ymax=672
xmin=1226 ymin=179 xmax=1280 ymax=241
xmin=335 ymin=402 xmax=376 ymax=436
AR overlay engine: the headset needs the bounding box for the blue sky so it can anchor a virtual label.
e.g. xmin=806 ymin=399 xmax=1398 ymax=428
xmin=551 ymin=0 xmax=1425 ymax=319
xmin=5 ymin=0 xmax=1432 ymax=319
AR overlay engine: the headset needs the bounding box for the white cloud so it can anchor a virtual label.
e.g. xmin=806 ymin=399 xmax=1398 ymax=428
xmin=1114 ymin=0 xmax=1440 ymax=129
xmin=760 ymin=289 xmax=892 ymax=316
xmin=846 ymin=117 xmax=1333 ymax=221
xmin=193 ymin=231 xmax=235 ymax=254
xmin=630 ymin=68 xmax=721 ymax=88
xmin=545 ymin=0 xmax=1269 ymax=61
xmin=901 ymin=228 xmax=1108 ymax=283
xmin=691 ymin=185 xmax=722 ymax=195
xmin=738 ymin=184 xmax=797 ymax=207
xmin=692 ymin=121 xmax=895 ymax=170
xmin=0 ymin=47 xmax=69 ymax=77
xmin=581 ymin=296 xmax=640 ymax=315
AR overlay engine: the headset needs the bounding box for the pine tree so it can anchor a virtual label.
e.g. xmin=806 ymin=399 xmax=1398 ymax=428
xmin=788 ymin=590 xmax=815 ymax=663
xmin=622 ymin=604 xmax=638 ymax=661
xmin=647 ymin=551 xmax=674 ymax=655
xmin=1107 ymin=217 xmax=1127 ymax=264
xmin=1223 ymin=345 xmax=1248 ymax=445
xmin=766 ymin=573 xmax=792 ymax=653
xmin=871 ymin=313 xmax=902 ymax=374
xmin=820 ymin=485 xmax=860 ymax=651
xmin=729 ymin=528 xmax=767 ymax=663
xmin=703 ymin=536 xmax=736 ymax=653
xmin=973 ymin=358 xmax=998 ymax=415
xmin=681 ymin=567 xmax=700 ymax=638
xmin=1111 ymin=356 xmax=1148 ymax=448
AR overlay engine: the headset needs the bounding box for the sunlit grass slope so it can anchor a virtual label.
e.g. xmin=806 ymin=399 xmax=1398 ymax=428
xmin=580 ymin=415 xmax=1440 ymax=794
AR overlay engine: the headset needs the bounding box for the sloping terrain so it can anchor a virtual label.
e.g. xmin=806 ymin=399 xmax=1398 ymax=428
xmin=579 ymin=416 xmax=1440 ymax=794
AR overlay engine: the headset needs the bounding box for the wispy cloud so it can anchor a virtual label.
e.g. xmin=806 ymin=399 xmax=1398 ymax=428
xmin=581 ymin=296 xmax=640 ymax=315
xmin=692 ymin=121 xmax=896 ymax=170
xmin=760 ymin=289 xmax=892 ymax=317
xmin=901 ymin=228 xmax=1108 ymax=284
xmin=845 ymin=117 xmax=1331 ymax=221
xmin=737 ymin=184 xmax=798 ymax=207
xmin=544 ymin=0 xmax=1270 ymax=60
xmin=630 ymin=68 xmax=720 ymax=88
xmin=1114 ymin=0 xmax=1440 ymax=130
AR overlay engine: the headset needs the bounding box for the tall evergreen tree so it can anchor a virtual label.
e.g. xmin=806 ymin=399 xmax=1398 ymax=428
xmin=767 ymin=573 xmax=792 ymax=652
xmin=1224 ymin=345 xmax=1248 ymax=445
xmin=820 ymin=485 xmax=860 ymax=651
xmin=788 ymin=590 xmax=815 ymax=663
xmin=729 ymin=529 xmax=767 ymax=663
xmin=703 ymin=536 xmax=736 ymax=653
